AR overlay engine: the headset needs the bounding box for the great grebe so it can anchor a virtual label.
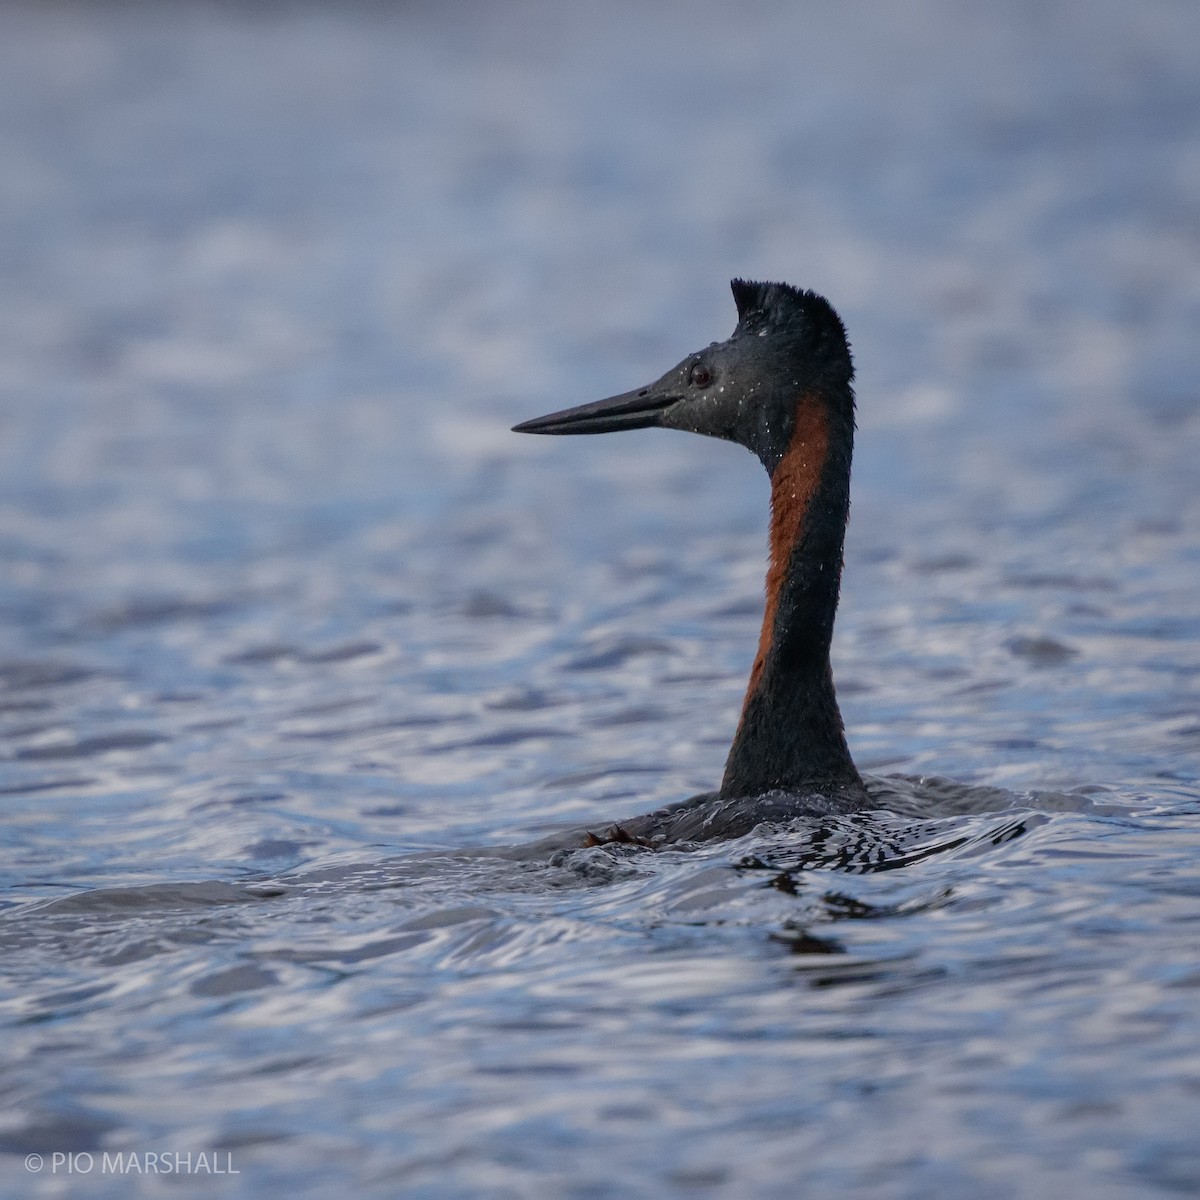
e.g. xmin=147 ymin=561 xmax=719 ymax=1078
xmin=514 ymin=281 xmax=869 ymax=843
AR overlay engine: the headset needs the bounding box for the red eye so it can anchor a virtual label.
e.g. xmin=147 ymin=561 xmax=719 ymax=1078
xmin=690 ymin=365 xmax=712 ymax=388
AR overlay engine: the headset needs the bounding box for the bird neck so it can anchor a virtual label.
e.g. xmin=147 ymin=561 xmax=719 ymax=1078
xmin=719 ymin=387 xmax=861 ymax=800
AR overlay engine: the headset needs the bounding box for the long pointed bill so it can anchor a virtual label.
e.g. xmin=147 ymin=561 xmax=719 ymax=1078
xmin=512 ymin=385 xmax=680 ymax=436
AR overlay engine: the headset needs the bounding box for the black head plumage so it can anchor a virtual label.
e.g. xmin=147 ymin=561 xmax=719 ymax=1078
xmin=513 ymin=278 xmax=854 ymax=461
xmin=730 ymin=279 xmax=853 ymax=383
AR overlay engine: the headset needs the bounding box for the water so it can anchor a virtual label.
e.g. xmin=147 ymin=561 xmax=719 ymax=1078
xmin=1 ymin=1 xmax=1199 ymax=1196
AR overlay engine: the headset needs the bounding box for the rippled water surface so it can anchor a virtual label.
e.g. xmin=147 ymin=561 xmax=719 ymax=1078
xmin=2 ymin=2 xmax=1199 ymax=1196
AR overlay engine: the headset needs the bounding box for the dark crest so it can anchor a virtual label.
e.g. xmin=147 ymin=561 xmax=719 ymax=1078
xmin=731 ymin=278 xmax=777 ymax=324
xmin=730 ymin=278 xmax=852 ymax=378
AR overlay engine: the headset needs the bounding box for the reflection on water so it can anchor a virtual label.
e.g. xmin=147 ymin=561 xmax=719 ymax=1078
xmin=1 ymin=0 xmax=1199 ymax=1196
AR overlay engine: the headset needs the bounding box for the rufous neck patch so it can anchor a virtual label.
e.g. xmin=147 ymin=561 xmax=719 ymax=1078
xmin=741 ymin=395 xmax=830 ymax=708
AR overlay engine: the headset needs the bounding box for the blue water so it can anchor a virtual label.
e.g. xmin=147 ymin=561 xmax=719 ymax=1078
xmin=1 ymin=1 xmax=1199 ymax=1196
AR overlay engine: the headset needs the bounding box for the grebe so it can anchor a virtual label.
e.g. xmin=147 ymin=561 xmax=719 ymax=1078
xmin=513 ymin=280 xmax=870 ymax=844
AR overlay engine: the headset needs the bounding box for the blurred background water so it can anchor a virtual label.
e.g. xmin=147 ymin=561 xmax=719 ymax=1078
xmin=0 ymin=1 xmax=1198 ymax=1196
